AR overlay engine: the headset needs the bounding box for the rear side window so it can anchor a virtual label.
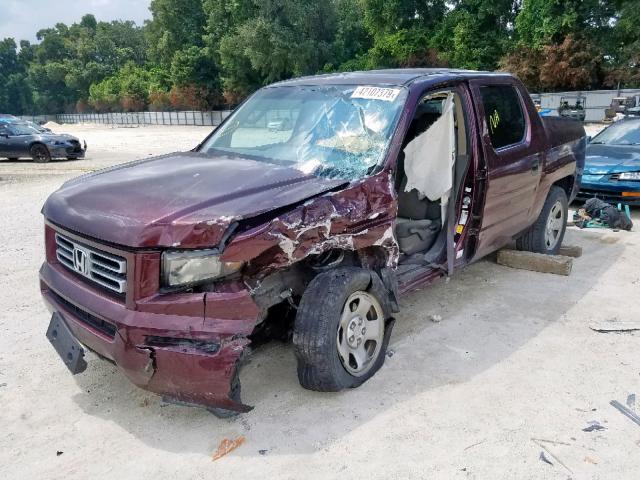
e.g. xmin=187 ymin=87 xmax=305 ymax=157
xmin=480 ymin=85 xmax=526 ymax=149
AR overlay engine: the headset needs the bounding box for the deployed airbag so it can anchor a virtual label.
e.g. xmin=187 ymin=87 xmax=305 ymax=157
xmin=403 ymin=94 xmax=456 ymax=222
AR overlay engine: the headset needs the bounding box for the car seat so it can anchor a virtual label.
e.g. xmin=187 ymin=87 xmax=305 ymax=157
xmin=394 ymin=106 xmax=446 ymax=255
xmin=395 ymin=174 xmax=441 ymax=255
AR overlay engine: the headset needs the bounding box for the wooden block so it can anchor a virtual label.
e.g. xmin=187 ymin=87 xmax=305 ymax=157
xmin=558 ymin=245 xmax=582 ymax=258
xmin=496 ymin=249 xmax=573 ymax=276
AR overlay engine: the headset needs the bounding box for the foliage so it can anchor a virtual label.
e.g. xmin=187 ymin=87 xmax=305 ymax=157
xmin=146 ymin=0 xmax=207 ymax=65
xmin=215 ymin=0 xmax=338 ymax=95
xmin=1 ymin=0 xmax=640 ymax=114
xmin=0 ymin=38 xmax=32 ymax=114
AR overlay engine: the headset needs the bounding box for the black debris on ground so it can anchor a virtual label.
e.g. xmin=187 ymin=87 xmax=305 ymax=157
xmin=539 ymin=451 xmax=554 ymax=466
xmin=582 ymin=421 xmax=606 ymax=432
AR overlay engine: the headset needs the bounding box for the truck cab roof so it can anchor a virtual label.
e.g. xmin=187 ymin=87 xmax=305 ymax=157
xmin=269 ymin=68 xmax=512 ymax=88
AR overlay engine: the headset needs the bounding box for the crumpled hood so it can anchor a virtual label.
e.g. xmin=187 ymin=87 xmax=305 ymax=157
xmin=43 ymin=152 xmax=346 ymax=248
xmin=584 ymin=144 xmax=640 ymax=174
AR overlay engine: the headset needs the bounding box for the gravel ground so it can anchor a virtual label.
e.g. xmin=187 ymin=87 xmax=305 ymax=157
xmin=0 ymin=123 xmax=638 ymax=480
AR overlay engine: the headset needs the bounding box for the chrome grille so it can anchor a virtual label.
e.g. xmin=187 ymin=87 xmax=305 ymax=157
xmin=55 ymin=233 xmax=127 ymax=294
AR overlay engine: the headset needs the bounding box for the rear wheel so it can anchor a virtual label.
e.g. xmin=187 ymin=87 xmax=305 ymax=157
xmin=516 ymin=186 xmax=568 ymax=255
xmin=30 ymin=144 xmax=51 ymax=163
xmin=293 ymin=267 xmax=393 ymax=392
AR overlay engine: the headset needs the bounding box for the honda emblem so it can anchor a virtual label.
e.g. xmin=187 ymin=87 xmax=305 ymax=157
xmin=73 ymin=246 xmax=90 ymax=275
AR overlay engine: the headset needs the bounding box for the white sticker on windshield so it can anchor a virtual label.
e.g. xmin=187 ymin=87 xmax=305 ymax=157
xmin=351 ymin=86 xmax=401 ymax=102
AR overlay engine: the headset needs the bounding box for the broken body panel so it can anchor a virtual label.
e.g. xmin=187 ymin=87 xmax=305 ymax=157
xmin=39 ymin=69 xmax=585 ymax=413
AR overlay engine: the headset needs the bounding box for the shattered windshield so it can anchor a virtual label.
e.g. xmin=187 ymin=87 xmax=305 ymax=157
xmin=201 ymin=84 xmax=408 ymax=180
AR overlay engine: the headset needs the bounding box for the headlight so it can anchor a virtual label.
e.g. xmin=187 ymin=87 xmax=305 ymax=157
xmin=618 ymin=171 xmax=640 ymax=181
xmin=162 ymin=249 xmax=243 ymax=287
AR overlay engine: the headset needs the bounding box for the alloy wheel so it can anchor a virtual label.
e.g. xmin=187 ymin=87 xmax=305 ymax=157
xmin=544 ymin=200 xmax=564 ymax=250
xmin=336 ymin=291 xmax=384 ymax=377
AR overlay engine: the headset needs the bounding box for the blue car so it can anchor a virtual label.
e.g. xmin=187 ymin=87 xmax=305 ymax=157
xmin=578 ymin=118 xmax=640 ymax=205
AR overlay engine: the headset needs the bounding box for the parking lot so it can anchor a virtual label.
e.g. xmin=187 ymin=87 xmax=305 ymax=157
xmin=1 ymin=123 xmax=638 ymax=479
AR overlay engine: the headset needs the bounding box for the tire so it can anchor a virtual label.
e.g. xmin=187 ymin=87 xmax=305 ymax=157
xmin=293 ymin=267 xmax=394 ymax=392
xmin=31 ymin=144 xmax=51 ymax=163
xmin=516 ymin=186 xmax=568 ymax=255
xmin=8 ymin=157 xmax=19 ymax=161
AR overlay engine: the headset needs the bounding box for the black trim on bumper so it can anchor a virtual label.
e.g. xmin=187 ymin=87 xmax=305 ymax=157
xmin=50 ymin=289 xmax=117 ymax=339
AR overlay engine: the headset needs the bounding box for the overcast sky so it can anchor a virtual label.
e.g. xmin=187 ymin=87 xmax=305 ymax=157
xmin=0 ymin=0 xmax=152 ymax=43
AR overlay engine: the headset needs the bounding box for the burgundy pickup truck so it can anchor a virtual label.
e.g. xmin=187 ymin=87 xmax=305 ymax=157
xmin=40 ymin=69 xmax=585 ymax=417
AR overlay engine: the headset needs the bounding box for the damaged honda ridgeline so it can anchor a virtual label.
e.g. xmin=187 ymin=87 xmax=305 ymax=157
xmin=40 ymin=69 xmax=585 ymax=417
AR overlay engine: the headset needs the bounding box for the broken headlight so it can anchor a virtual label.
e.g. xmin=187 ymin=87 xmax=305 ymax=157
xmin=161 ymin=249 xmax=243 ymax=287
xmin=618 ymin=171 xmax=640 ymax=181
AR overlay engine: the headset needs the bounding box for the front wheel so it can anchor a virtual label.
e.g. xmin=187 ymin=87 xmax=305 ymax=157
xmin=293 ymin=267 xmax=393 ymax=392
xmin=31 ymin=144 xmax=51 ymax=163
xmin=516 ymin=186 xmax=568 ymax=255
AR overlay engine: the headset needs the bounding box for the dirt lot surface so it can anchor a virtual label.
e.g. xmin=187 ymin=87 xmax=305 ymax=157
xmin=1 ymin=124 xmax=638 ymax=479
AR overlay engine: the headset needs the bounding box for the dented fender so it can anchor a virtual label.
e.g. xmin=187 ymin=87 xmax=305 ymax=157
xmin=222 ymin=171 xmax=400 ymax=275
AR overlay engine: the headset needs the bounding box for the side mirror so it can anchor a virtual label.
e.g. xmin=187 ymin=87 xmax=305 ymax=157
xmin=586 ymin=135 xmax=591 ymax=143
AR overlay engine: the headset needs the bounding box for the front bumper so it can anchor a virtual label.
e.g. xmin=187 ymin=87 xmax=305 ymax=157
xmin=577 ymin=175 xmax=640 ymax=205
xmin=39 ymin=250 xmax=260 ymax=413
xmin=48 ymin=141 xmax=87 ymax=159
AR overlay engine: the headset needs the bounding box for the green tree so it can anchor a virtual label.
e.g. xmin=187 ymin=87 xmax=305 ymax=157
xmin=358 ymin=0 xmax=447 ymax=68
xmin=606 ymin=0 xmax=640 ymax=87
xmin=170 ymin=46 xmax=219 ymax=90
xmin=203 ymin=0 xmax=256 ymax=61
xmin=327 ymin=0 xmax=371 ymax=70
xmin=216 ymin=0 xmax=337 ymax=96
xmin=146 ymin=0 xmax=207 ymax=65
xmin=433 ymin=0 xmax=518 ymax=70
xmin=89 ymin=63 xmax=160 ymax=111
xmin=515 ymin=0 xmax=616 ymax=48
xmin=2 ymin=0 xmax=637 ymax=114
xmin=0 ymin=38 xmax=33 ymax=114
